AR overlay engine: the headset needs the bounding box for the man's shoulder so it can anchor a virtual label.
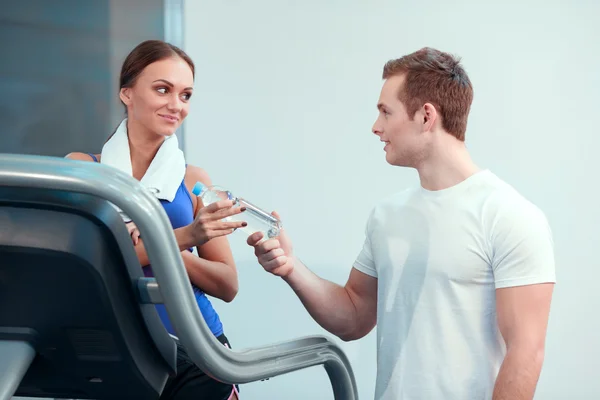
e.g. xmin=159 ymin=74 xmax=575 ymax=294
xmin=461 ymin=170 xmax=527 ymax=207
xmin=479 ymin=173 xmax=555 ymax=282
xmin=479 ymin=172 xmax=549 ymax=235
xmin=482 ymin=172 xmax=542 ymax=212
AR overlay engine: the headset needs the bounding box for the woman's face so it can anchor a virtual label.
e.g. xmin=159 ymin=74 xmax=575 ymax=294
xmin=120 ymin=56 xmax=194 ymax=137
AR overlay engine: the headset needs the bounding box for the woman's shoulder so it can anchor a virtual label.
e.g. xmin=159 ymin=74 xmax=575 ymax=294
xmin=184 ymin=165 xmax=212 ymax=216
xmin=185 ymin=164 xmax=212 ymax=186
xmin=65 ymin=152 xmax=100 ymax=162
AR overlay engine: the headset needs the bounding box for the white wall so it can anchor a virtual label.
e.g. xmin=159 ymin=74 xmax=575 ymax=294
xmin=184 ymin=1 xmax=600 ymax=398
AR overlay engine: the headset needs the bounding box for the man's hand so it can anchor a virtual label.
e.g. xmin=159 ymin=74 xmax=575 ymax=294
xmin=247 ymin=211 xmax=294 ymax=278
xmin=247 ymin=211 xmax=377 ymax=340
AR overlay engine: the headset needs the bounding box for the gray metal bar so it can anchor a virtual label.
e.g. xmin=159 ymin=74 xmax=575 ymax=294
xmin=0 ymin=154 xmax=358 ymax=400
xmin=137 ymin=278 xmax=164 ymax=304
xmin=0 ymin=341 xmax=36 ymax=400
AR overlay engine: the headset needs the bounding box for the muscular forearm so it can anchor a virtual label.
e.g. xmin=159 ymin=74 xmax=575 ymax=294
xmin=283 ymin=257 xmax=359 ymax=340
xmin=493 ymin=346 xmax=545 ymax=400
xmin=180 ymin=251 xmax=238 ymax=303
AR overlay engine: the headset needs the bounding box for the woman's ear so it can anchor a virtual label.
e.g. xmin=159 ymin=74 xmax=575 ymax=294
xmin=119 ymin=88 xmax=132 ymax=107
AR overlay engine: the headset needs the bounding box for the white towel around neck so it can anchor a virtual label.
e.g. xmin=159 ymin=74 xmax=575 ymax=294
xmin=100 ymin=118 xmax=186 ymax=203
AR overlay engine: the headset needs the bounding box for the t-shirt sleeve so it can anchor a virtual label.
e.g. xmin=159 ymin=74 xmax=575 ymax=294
xmin=353 ymin=209 xmax=378 ymax=278
xmin=491 ymin=197 xmax=556 ymax=289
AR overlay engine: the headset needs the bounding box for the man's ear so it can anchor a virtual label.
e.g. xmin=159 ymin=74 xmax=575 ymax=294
xmin=119 ymin=88 xmax=132 ymax=107
xmin=422 ymin=103 xmax=438 ymax=132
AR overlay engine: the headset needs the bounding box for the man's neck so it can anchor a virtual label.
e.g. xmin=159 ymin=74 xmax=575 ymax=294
xmin=415 ymin=137 xmax=480 ymax=191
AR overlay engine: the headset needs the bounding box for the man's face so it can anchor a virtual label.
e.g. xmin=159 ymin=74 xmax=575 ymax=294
xmin=372 ymin=75 xmax=426 ymax=167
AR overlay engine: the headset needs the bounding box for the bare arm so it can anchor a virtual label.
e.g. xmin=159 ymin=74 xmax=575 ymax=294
xmin=490 ymin=196 xmax=556 ymax=399
xmin=493 ymin=283 xmax=554 ymax=400
xmin=66 ymin=153 xmax=241 ymax=302
xmin=248 ymin=224 xmax=377 ymax=341
xmin=129 ymin=229 xmax=238 ymax=302
xmin=117 ymin=166 xmax=242 ymax=302
xmin=65 ymin=153 xmax=198 ymax=257
xmin=65 ymin=152 xmax=97 ymax=161
xmin=285 ymin=259 xmax=377 ymax=341
xmin=180 ymin=165 xmax=239 ymax=302
xmin=180 ymin=249 xmax=237 ymax=302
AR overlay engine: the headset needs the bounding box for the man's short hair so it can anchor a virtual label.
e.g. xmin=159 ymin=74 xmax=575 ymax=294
xmin=383 ymin=47 xmax=474 ymax=141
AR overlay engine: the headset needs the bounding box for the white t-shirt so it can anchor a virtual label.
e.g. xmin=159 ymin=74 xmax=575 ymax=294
xmin=353 ymin=170 xmax=556 ymax=400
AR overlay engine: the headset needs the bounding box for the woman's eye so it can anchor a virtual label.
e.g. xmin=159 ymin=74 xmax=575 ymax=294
xmin=156 ymin=87 xmax=167 ymax=94
xmin=182 ymin=93 xmax=192 ymax=101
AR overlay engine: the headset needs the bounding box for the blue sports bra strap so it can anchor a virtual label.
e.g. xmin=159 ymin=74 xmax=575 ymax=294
xmin=88 ymin=153 xmax=98 ymax=162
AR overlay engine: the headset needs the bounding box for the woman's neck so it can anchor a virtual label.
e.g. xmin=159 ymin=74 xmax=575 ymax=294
xmin=126 ymin=118 xmax=164 ymax=180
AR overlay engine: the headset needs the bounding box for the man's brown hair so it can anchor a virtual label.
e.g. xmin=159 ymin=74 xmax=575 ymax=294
xmin=383 ymin=47 xmax=473 ymax=141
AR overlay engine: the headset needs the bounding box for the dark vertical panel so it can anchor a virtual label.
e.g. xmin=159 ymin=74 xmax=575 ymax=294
xmin=0 ymin=0 xmax=111 ymax=156
xmin=0 ymin=0 xmax=165 ymax=157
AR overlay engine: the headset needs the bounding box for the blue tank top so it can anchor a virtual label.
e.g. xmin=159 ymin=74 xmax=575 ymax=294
xmin=88 ymin=154 xmax=223 ymax=337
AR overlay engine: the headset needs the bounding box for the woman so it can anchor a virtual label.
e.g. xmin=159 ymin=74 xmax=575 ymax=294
xmin=67 ymin=40 xmax=242 ymax=400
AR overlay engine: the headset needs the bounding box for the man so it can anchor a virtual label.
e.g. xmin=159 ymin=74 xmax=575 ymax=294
xmin=247 ymin=47 xmax=556 ymax=400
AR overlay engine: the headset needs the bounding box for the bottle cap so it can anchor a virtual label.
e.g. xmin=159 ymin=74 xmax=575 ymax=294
xmin=192 ymin=181 xmax=205 ymax=196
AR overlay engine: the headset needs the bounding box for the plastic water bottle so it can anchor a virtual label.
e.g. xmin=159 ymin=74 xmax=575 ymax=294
xmin=192 ymin=182 xmax=282 ymax=240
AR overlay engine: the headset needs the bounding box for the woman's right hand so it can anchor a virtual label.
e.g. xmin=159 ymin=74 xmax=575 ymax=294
xmin=189 ymin=199 xmax=247 ymax=247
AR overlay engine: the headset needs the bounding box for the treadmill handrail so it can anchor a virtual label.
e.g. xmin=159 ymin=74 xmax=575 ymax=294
xmin=0 ymin=154 xmax=358 ymax=400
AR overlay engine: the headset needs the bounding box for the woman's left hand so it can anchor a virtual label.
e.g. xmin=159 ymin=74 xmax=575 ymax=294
xmin=126 ymin=221 xmax=141 ymax=245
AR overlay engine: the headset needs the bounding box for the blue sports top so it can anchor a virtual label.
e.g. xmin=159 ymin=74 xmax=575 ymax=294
xmin=88 ymin=153 xmax=223 ymax=337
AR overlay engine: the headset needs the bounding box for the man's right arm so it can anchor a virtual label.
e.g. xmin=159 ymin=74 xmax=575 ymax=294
xmin=284 ymin=259 xmax=377 ymax=341
xmin=248 ymin=223 xmax=377 ymax=341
